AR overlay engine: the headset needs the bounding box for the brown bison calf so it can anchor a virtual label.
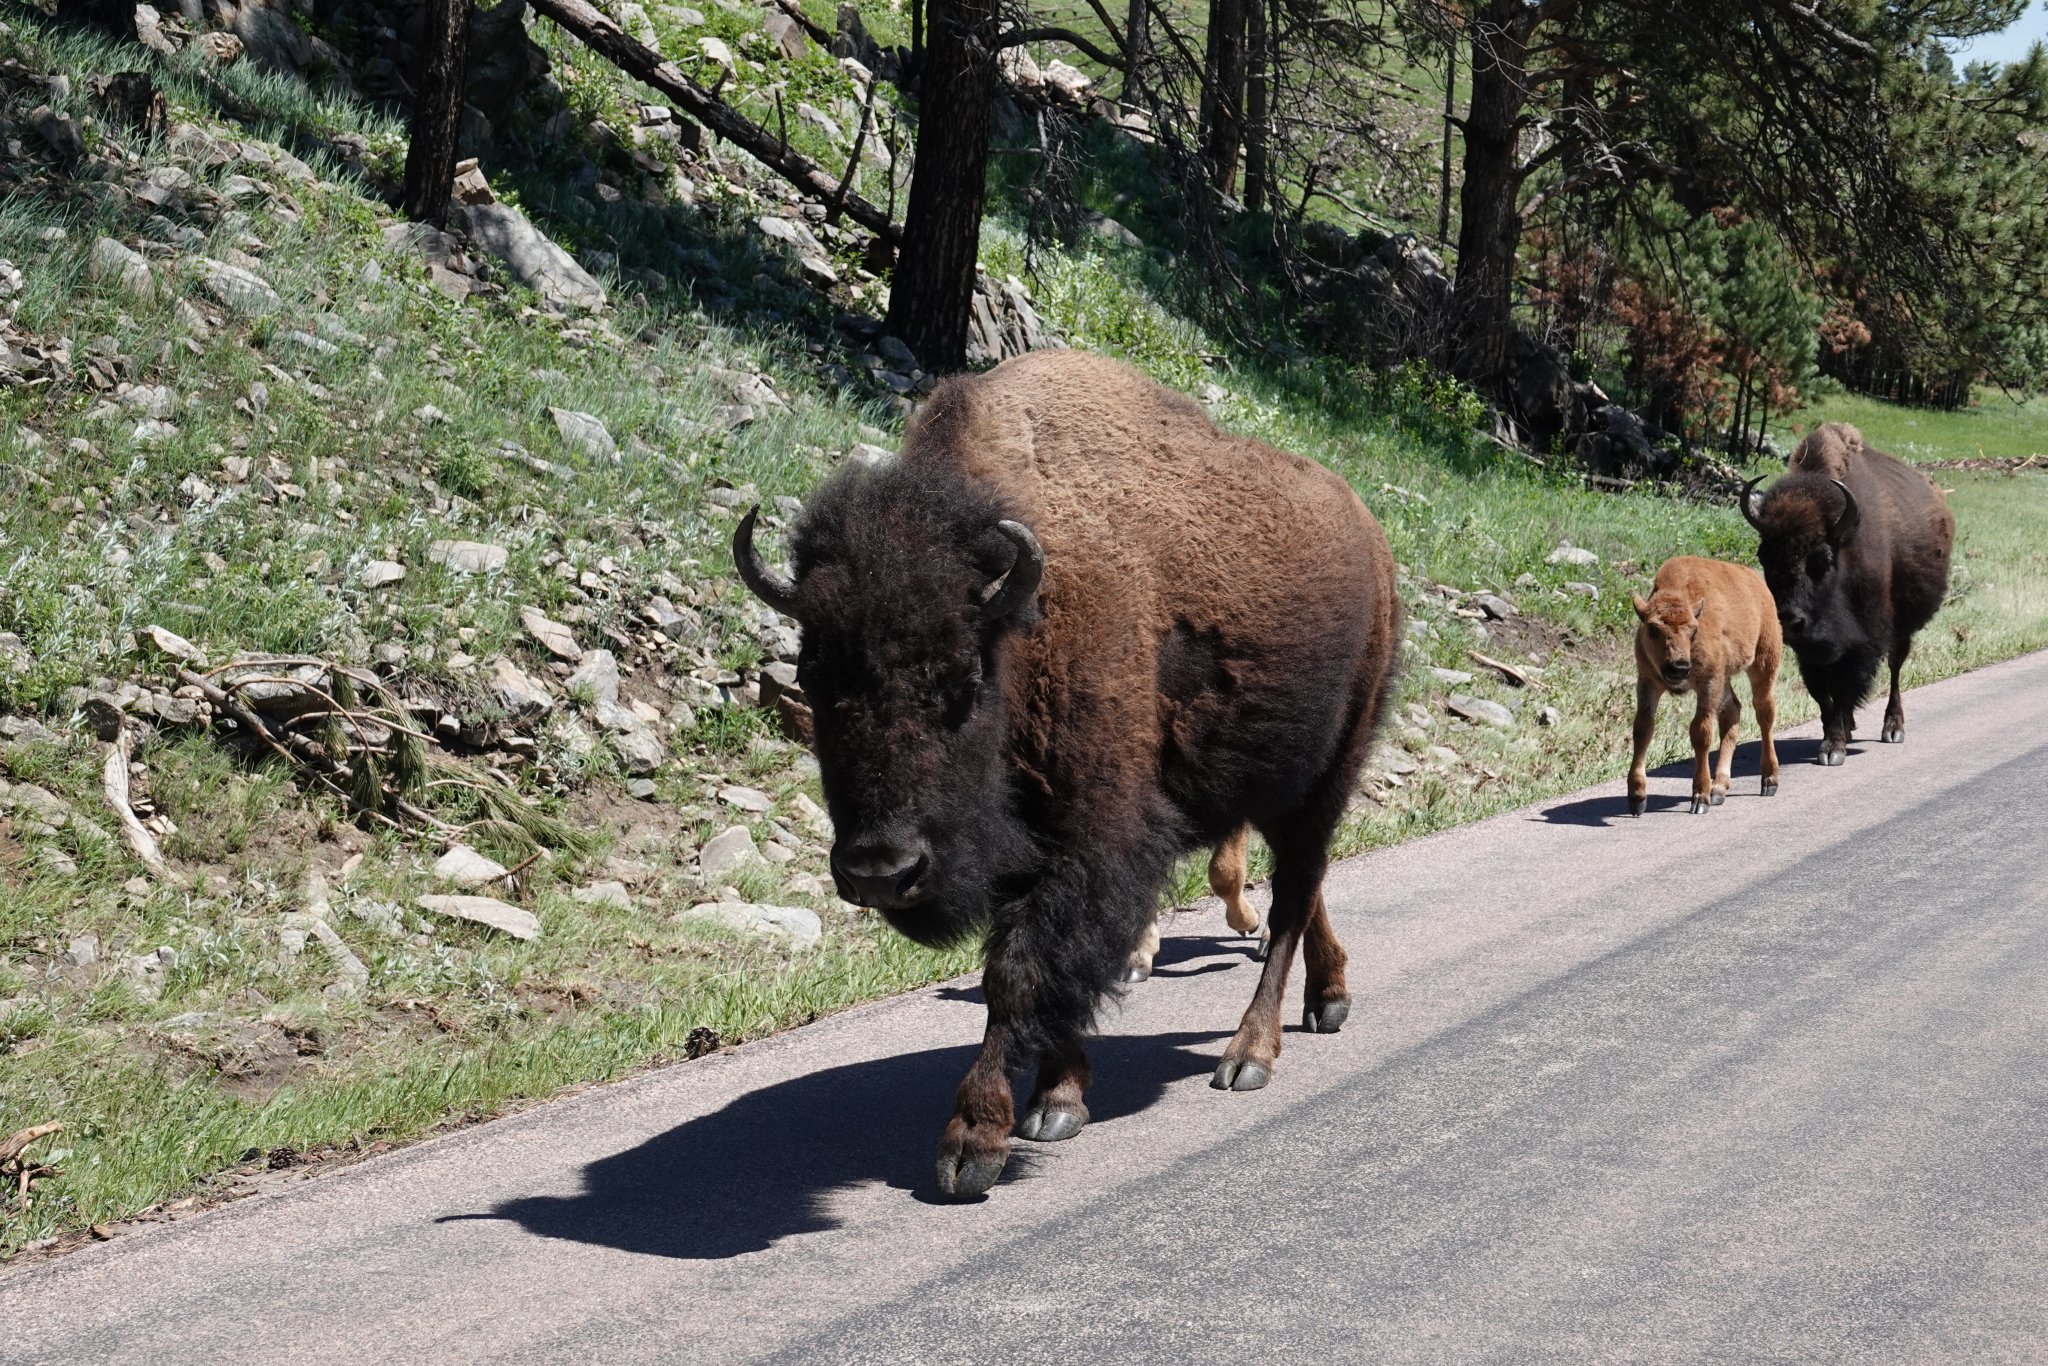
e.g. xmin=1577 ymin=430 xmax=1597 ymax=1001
xmin=1629 ymin=556 xmax=1783 ymax=816
xmin=1126 ymin=826 xmax=1264 ymax=981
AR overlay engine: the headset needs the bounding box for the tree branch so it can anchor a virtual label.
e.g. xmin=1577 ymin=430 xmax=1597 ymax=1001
xmin=995 ymin=25 xmax=1128 ymax=71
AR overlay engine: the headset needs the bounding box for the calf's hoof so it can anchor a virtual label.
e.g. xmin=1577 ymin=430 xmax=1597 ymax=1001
xmin=1017 ymin=1099 xmax=1089 ymax=1143
xmin=1689 ymin=795 xmax=1711 ymax=815
xmin=1122 ymin=961 xmax=1151 ymax=984
xmin=1761 ymin=777 xmax=1779 ymax=797
xmin=1628 ymin=794 xmax=1646 ymax=818
xmin=1253 ymin=931 xmax=1271 ymax=963
xmin=1302 ymin=996 xmax=1350 ymax=1034
xmin=933 ymin=1125 xmax=1010 ymax=1200
xmin=1710 ymin=789 xmax=1726 ymax=807
xmin=1210 ymin=1056 xmax=1272 ymax=1091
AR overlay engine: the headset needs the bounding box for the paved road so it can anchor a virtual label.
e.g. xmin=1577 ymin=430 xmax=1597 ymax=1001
xmin=9 ymin=652 xmax=2048 ymax=1364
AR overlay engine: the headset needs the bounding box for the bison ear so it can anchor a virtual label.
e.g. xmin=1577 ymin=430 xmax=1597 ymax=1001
xmin=1630 ymin=593 xmax=1651 ymax=621
xmin=1827 ymin=479 xmax=1861 ymax=548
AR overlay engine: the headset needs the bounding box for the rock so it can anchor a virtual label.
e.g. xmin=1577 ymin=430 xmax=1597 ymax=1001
xmin=626 ymin=778 xmax=659 ymax=800
xmin=520 ymin=607 xmax=583 ymax=661
xmin=32 ymin=106 xmax=84 ymax=160
xmin=1563 ymin=580 xmax=1601 ymax=600
xmin=549 ymin=407 xmax=616 ymax=461
xmin=418 ymin=894 xmax=541 ymax=941
xmin=1537 ymin=705 xmax=1562 ymax=727
xmin=611 ymin=726 xmax=667 ymax=776
xmin=697 ymin=826 xmax=760 ymax=880
xmin=1473 ymin=593 xmax=1518 ymax=621
xmin=566 ymin=649 xmax=620 ymax=705
xmin=144 ymin=624 xmax=206 ymax=667
xmin=434 ymin=843 xmax=509 ymax=889
xmin=196 ymin=30 xmax=243 ymax=63
xmin=1547 ymin=542 xmax=1600 ymax=568
xmin=234 ymin=0 xmax=314 ymax=73
xmin=699 ymin=35 xmax=734 ymax=68
xmin=429 ymin=539 xmax=509 ymax=574
xmin=65 ymin=935 xmax=99 ymax=968
xmin=1043 ymin=59 xmax=1094 ymax=101
xmin=462 ymin=202 xmax=607 ymax=311
xmin=762 ymin=8 xmax=809 ymax=58
xmin=572 ymin=880 xmax=634 ymax=911
xmin=787 ymin=792 xmax=832 ymax=839
xmin=360 ymin=560 xmax=406 ymax=589
xmin=78 ymin=692 xmax=128 ymax=741
xmin=90 ymin=237 xmax=155 ymax=301
xmin=488 ymin=657 xmax=554 ymax=719
xmin=310 ymin=920 xmax=369 ymax=990
xmin=678 ymin=900 xmax=821 ymax=949
xmin=1428 ymin=667 xmax=1474 ymax=687
xmin=1447 ymin=694 xmax=1515 ymax=729
xmin=194 ymin=257 xmax=281 ymax=315
xmin=718 ymin=785 xmax=773 ymax=813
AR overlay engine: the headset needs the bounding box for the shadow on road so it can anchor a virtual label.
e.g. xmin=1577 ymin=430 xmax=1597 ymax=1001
xmin=442 ymin=1028 xmax=1227 ymax=1259
xmin=1539 ymin=737 xmax=1854 ymax=827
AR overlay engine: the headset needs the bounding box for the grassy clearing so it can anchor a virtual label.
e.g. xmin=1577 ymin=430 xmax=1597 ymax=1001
xmin=3 ymin=11 xmax=2047 ymax=1260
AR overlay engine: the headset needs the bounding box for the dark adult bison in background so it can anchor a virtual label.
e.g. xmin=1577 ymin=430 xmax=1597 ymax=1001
xmin=734 ymin=350 xmax=1401 ymax=1198
xmin=1743 ymin=428 xmax=1954 ymax=765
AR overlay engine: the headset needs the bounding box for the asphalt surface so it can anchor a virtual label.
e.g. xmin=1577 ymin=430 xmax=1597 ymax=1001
xmin=8 ymin=650 xmax=2048 ymax=1364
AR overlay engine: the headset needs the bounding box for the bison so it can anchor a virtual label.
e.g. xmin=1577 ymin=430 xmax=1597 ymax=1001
xmin=733 ymin=351 xmax=1400 ymax=1198
xmin=1742 ymin=432 xmax=1954 ymax=765
xmin=1628 ymin=556 xmax=1782 ymax=816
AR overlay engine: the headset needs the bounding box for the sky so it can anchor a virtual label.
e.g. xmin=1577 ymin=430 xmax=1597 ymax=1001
xmin=1946 ymin=1 xmax=2048 ymax=66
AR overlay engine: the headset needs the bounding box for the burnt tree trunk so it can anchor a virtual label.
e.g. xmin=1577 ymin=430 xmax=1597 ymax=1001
xmin=1241 ymin=0 xmax=1270 ymax=212
xmin=1123 ymin=0 xmax=1149 ymax=104
xmin=1451 ymin=1 xmax=1532 ymax=396
xmin=403 ymin=0 xmax=475 ymax=225
xmin=1200 ymin=0 xmax=1246 ymax=196
xmin=885 ymin=0 xmax=997 ymax=373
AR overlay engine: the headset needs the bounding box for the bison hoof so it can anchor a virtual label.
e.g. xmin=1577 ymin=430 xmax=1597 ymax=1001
xmin=1628 ymin=794 xmax=1646 ymax=818
xmin=1254 ymin=932 xmax=1271 ymax=963
xmin=1018 ymin=1101 xmax=1088 ymax=1144
xmin=1762 ymin=778 xmax=1779 ymax=797
xmin=1881 ymin=721 xmax=1904 ymax=743
xmin=1690 ymin=796 xmax=1711 ymax=815
xmin=933 ymin=1141 xmax=1008 ymax=1200
xmin=1211 ymin=1056 xmax=1272 ymax=1091
xmin=1302 ymin=997 xmax=1350 ymax=1034
xmin=1819 ymin=745 xmax=1847 ymax=767
xmin=1122 ymin=962 xmax=1151 ymax=984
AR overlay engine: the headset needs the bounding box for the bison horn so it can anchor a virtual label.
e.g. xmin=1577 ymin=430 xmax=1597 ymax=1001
xmin=733 ymin=506 xmax=800 ymax=618
xmin=978 ymin=520 xmax=1045 ymax=623
xmin=1740 ymin=476 xmax=1768 ymax=532
xmin=1828 ymin=479 xmax=1862 ymax=547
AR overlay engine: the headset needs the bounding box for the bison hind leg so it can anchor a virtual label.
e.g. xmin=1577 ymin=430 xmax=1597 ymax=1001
xmin=1018 ymin=1044 xmax=1092 ymax=1144
xmin=1882 ymin=642 xmax=1911 ymax=743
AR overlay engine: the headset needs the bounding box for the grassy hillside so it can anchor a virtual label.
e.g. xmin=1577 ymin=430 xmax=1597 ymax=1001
xmin=2 ymin=9 xmax=2046 ymax=1261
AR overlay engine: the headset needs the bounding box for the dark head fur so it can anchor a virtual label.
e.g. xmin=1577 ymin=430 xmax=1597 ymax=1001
xmin=1752 ymin=471 xmax=1864 ymax=662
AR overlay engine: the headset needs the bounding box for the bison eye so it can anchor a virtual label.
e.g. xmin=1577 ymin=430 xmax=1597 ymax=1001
xmin=1806 ymin=549 xmax=1832 ymax=580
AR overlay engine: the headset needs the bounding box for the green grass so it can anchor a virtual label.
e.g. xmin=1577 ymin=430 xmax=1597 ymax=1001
xmin=4 ymin=8 xmax=2048 ymax=1260
xmin=1792 ymin=390 xmax=2048 ymax=463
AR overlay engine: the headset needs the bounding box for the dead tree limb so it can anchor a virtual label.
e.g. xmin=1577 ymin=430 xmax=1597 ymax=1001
xmin=528 ymin=0 xmax=902 ymax=244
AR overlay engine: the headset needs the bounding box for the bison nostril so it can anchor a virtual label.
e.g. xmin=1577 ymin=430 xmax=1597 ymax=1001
xmin=832 ymin=840 xmax=936 ymax=909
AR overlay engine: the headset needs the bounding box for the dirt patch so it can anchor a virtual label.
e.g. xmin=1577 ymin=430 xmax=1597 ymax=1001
xmin=1920 ymin=455 xmax=2047 ymax=472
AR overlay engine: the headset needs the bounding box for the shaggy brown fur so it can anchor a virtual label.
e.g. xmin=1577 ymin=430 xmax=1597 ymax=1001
xmin=739 ymin=350 xmax=1400 ymax=1199
xmin=1788 ymin=421 xmax=1864 ymax=480
xmin=1629 ymin=557 xmax=1782 ymax=816
xmin=1744 ymin=436 xmax=1955 ymax=764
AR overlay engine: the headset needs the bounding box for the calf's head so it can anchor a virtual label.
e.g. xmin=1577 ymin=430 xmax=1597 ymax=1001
xmin=1632 ymin=590 xmax=1708 ymax=691
xmin=733 ymin=465 xmax=1043 ymax=946
xmin=1742 ymin=474 xmax=1860 ymax=656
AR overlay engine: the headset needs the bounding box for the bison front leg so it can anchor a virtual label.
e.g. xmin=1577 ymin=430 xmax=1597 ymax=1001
xmin=1687 ymin=684 xmax=1718 ymax=814
xmin=934 ymin=1014 xmax=1017 ymax=1201
xmin=1628 ymin=679 xmax=1661 ymax=818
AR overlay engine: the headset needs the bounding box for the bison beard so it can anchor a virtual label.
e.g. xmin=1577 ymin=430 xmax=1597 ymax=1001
xmin=734 ymin=351 xmax=1401 ymax=1199
xmin=1743 ymin=438 xmax=1954 ymax=765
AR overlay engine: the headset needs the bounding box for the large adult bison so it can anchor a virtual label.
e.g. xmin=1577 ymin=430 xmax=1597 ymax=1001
xmin=734 ymin=351 xmax=1401 ymax=1198
xmin=1742 ymin=429 xmax=1954 ymax=765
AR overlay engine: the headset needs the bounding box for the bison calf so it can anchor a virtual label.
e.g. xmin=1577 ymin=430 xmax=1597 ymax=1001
xmin=1629 ymin=556 xmax=1782 ymax=816
xmin=1126 ymin=826 xmax=1265 ymax=982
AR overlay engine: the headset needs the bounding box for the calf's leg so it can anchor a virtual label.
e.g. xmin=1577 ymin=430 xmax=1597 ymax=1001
xmin=1688 ymin=681 xmax=1718 ymax=814
xmin=1122 ymin=909 xmax=1165 ymax=984
xmin=1209 ymin=825 xmax=1261 ymax=939
xmin=1628 ymin=678 xmax=1662 ymax=818
xmin=1750 ymin=657 xmax=1780 ymax=796
xmin=1712 ymin=680 xmax=1741 ymax=804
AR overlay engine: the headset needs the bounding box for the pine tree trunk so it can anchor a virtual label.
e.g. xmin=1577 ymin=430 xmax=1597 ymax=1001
xmin=1241 ymin=0 xmax=1270 ymax=212
xmin=1123 ymin=0 xmax=1149 ymax=104
xmin=1451 ymin=3 xmax=1531 ymax=395
xmin=402 ymin=0 xmax=474 ymax=226
xmin=885 ymin=0 xmax=997 ymax=374
xmin=1200 ymin=0 xmax=1247 ymax=196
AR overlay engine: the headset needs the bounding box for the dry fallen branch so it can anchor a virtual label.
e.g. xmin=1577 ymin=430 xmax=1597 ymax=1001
xmin=0 ymin=1122 xmax=62 ymax=1168
xmin=103 ymin=728 xmax=167 ymax=877
xmin=1467 ymin=650 xmax=1545 ymax=690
